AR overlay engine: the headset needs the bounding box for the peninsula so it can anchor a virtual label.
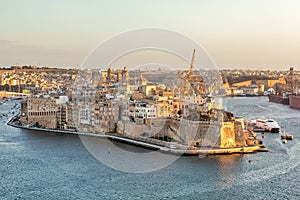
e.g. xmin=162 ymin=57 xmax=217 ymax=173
xmin=6 ymin=65 xmax=266 ymax=155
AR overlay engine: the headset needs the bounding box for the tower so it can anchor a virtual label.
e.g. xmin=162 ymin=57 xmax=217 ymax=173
xmin=289 ymin=67 xmax=294 ymax=92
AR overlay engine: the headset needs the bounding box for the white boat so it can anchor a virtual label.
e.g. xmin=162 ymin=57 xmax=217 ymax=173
xmin=282 ymin=139 xmax=287 ymax=144
xmin=255 ymin=119 xmax=280 ymax=133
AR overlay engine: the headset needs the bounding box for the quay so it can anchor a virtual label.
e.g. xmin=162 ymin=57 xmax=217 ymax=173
xmin=7 ymin=116 xmax=267 ymax=156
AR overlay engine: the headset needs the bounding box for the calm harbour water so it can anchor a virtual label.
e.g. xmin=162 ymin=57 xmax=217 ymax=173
xmin=0 ymin=97 xmax=300 ymax=199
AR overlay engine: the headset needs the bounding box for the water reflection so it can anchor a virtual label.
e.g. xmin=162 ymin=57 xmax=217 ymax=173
xmin=216 ymin=154 xmax=244 ymax=189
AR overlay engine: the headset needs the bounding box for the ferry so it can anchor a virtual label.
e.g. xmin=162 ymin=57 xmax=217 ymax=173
xmin=255 ymin=119 xmax=280 ymax=133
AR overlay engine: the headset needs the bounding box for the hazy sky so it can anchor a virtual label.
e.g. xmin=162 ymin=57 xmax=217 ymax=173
xmin=1 ymin=0 xmax=300 ymax=70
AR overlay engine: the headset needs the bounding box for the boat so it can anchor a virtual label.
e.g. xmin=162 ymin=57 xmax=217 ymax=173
xmin=268 ymin=93 xmax=290 ymax=105
xmin=268 ymin=67 xmax=295 ymax=105
xmin=281 ymin=134 xmax=293 ymax=140
xmin=282 ymin=139 xmax=287 ymax=144
xmin=255 ymin=119 xmax=280 ymax=133
xmin=289 ymin=94 xmax=300 ymax=109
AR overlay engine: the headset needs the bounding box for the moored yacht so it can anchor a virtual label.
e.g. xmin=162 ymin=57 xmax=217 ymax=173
xmin=255 ymin=119 xmax=280 ymax=133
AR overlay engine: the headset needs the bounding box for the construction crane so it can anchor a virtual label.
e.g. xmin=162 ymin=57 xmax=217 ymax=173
xmin=187 ymin=49 xmax=195 ymax=78
xmin=181 ymin=49 xmax=196 ymax=79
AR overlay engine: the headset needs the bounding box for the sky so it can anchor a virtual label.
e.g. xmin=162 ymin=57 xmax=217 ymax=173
xmin=0 ymin=0 xmax=300 ymax=70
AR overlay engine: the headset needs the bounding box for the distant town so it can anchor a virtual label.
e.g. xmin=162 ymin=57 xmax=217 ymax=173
xmin=1 ymin=65 xmax=298 ymax=97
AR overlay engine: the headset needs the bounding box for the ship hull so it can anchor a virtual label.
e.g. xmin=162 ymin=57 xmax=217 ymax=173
xmin=268 ymin=94 xmax=289 ymax=105
xmin=271 ymin=128 xmax=280 ymax=133
xmin=289 ymin=95 xmax=300 ymax=109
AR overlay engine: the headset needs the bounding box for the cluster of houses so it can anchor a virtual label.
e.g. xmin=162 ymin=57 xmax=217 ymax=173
xmin=20 ymin=69 xmax=210 ymax=133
